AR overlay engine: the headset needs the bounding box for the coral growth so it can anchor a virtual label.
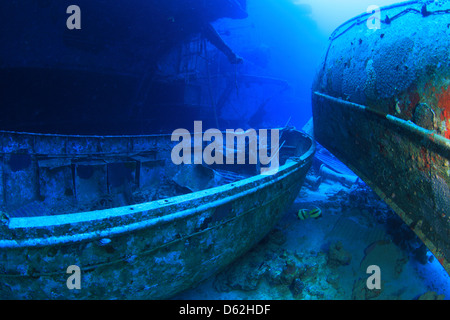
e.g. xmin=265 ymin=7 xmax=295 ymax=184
xmin=213 ymin=232 xmax=337 ymax=299
xmin=327 ymin=241 xmax=352 ymax=268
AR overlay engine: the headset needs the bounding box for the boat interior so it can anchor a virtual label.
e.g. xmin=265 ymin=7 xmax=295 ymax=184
xmin=1 ymin=128 xmax=312 ymax=218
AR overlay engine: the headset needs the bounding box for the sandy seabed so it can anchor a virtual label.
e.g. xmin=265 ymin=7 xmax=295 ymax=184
xmin=174 ymin=178 xmax=450 ymax=300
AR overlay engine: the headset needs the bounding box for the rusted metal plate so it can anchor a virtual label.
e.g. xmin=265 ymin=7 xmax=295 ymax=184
xmin=0 ymin=129 xmax=315 ymax=299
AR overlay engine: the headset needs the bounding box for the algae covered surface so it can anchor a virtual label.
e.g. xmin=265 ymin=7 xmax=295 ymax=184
xmin=175 ymin=175 xmax=450 ymax=300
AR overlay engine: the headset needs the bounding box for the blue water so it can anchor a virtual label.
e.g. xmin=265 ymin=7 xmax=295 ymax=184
xmin=174 ymin=177 xmax=450 ymax=300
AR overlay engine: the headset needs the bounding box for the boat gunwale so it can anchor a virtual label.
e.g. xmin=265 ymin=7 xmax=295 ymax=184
xmin=313 ymin=92 xmax=450 ymax=151
xmin=0 ymin=129 xmax=175 ymax=140
xmin=0 ymin=130 xmax=315 ymax=249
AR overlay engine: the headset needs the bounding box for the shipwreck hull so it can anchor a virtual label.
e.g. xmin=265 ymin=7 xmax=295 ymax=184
xmin=0 ymin=129 xmax=314 ymax=299
xmin=312 ymin=1 xmax=450 ymax=274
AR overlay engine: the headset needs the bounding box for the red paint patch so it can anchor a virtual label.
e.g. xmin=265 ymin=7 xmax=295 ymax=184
xmin=437 ymin=86 xmax=450 ymax=139
xmin=398 ymin=86 xmax=420 ymax=119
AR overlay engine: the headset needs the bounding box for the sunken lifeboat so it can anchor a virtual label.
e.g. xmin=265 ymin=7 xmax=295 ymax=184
xmin=312 ymin=0 xmax=450 ymax=274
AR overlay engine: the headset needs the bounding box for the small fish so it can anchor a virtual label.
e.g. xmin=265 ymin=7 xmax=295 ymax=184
xmin=297 ymin=207 xmax=322 ymax=220
xmin=97 ymin=238 xmax=112 ymax=246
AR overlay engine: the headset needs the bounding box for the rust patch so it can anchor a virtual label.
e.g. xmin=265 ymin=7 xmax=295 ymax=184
xmin=437 ymin=85 xmax=450 ymax=139
xmin=418 ymin=146 xmax=430 ymax=171
xmin=394 ymin=85 xmax=421 ymax=120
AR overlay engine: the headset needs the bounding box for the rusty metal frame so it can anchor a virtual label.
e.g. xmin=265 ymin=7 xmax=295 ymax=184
xmin=313 ymin=91 xmax=450 ymax=275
